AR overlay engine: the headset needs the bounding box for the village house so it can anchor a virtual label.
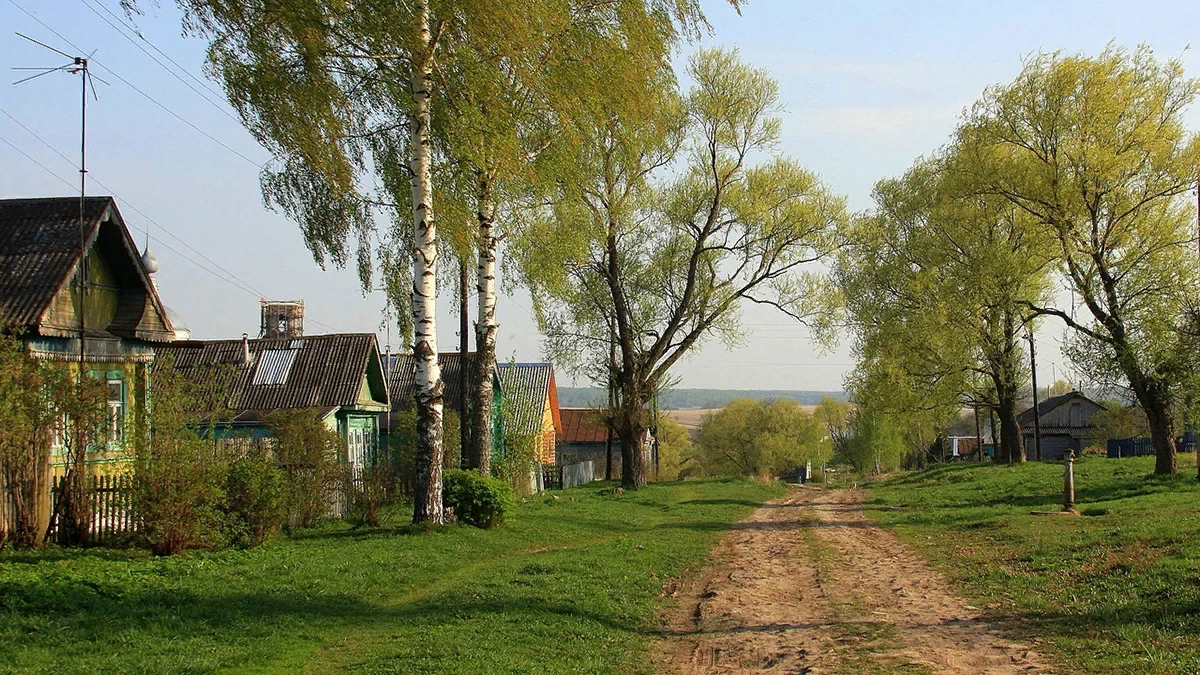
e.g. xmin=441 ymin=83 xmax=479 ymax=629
xmin=497 ymin=362 xmax=562 ymax=467
xmin=0 ymin=197 xmax=177 ymax=471
xmin=1018 ymin=390 xmax=1105 ymax=460
xmin=154 ymin=332 xmax=390 ymax=469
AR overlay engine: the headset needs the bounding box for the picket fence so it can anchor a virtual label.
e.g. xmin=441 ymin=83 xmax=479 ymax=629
xmin=49 ymin=474 xmax=135 ymax=545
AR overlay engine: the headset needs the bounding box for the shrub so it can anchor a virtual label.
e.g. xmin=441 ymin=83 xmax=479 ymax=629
xmin=268 ymin=410 xmax=343 ymax=530
xmin=443 ymin=469 xmax=515 ymax=528
xmin=343 ymin=463 xmax=394 ymax=528
xmin=135 ymin=358 xmax=230 ymax=556
xmin=224 ymin=453 xmax=287 ymax=548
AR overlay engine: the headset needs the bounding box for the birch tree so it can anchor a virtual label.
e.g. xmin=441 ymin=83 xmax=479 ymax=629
xmin=957 ymin=46 xmax=1200 ymax=474
xmin=518 ymin=49 xmax=848 ymax=488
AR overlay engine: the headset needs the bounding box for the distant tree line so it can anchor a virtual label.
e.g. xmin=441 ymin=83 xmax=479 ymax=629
xmin=558 ymin=388 xmax=847 ymax=410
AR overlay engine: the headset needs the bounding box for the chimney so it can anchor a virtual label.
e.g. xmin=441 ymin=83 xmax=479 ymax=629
xmin=241 ymin=332 xmax=250 ymax=366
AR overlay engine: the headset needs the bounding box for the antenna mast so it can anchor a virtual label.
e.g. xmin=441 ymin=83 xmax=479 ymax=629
xmin=14 ymin=33 xmax=105 ymax=373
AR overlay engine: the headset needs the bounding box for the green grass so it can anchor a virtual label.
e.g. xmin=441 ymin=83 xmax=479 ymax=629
xmin=866 ymin=456 xmax=1200 ymax=675
xmin=0 ymin=478 xmax=786 ymax=675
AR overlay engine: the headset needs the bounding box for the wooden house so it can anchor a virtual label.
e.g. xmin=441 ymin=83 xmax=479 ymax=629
xmin=0 ymin=196 xmax=176 ymax=468
xmin=497 ymin=363 xmax=562 ymax=466
xmin=1018 ymin=391 xmax=1105 ymax=460
xmin=154 ymin=333 xmax=390 ymax=468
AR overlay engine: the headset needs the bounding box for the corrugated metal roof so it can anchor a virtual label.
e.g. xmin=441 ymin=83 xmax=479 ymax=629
xmin=0 ymin=196 xmax=174 ymax=341
xmin=560 ymin=408 xmax=609 ymax=443
xmin=155 ymin=333 xmax=386 ymax=415
xmin=385 ymin=351 xmax=487 ymax=410
xmin=497 ymin=363 xmax=556 ymax=438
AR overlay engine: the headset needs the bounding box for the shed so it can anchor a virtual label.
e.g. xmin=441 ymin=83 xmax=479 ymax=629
xmin=1018 ymin=391 xmax=1105 ymax=460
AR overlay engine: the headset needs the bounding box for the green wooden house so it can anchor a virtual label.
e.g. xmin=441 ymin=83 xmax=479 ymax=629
xmin=155 ymin=333 xmax=390 ymax=467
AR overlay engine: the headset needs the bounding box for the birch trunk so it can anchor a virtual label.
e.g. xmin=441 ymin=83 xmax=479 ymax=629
xmin=471 ymin=175 xmax=498 ymax=476
xmin=409 ymin=1 xmax=445 ymax=525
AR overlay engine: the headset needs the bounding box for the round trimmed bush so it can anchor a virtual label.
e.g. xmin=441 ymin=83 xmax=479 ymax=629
xmin=443 ymin=469 xmax=516 ymax=528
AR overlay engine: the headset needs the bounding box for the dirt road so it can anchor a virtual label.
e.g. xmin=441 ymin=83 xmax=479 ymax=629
xmin=655 ymin=487 xmax=1047 ymax=674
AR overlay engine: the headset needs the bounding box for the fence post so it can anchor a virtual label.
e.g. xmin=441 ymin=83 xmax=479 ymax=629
xmin=1063 ymin=451 xmax=1075 ymax=512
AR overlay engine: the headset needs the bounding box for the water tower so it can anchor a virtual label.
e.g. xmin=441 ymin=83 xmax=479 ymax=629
xmin=260 ymin=300 xmax=304 ymax=338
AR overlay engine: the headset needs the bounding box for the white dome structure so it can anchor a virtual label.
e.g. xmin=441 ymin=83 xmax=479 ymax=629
xmin=142 ymin=243 xmax=190 ymax=340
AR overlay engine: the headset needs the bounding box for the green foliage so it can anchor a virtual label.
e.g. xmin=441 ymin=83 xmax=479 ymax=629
xmin=342 ymin=463 xmax=394 ymax=529
xmin=1091 ymin=401 xmax=1152 ymax=445
xmin=267 ymin=410 xmax=343 ymax=530
xmin=652 ymin=412 xmax=692 ymax=481
xmin=492 ymin=429 xmax=538 ymax=495
xmin=844 ymin=412 xmax=908 ymax=474
xmin=870 ymin=457 xmax=1200 ymax=673
xmin=0 ymin=477 xmax=782 ymax=673
xmin=442 ymin=469 xmax=516 ymax=528
xmin=695 ymin=399 xmax=828 ymax=478
xmin=0 ymin=331 xmax=52 ymax=550
xmin=387 ymin=409 xmax=461 ymax=499
xmin=957 ymin=45 xmax=1200 ymax=472
xmin=223 ymin=453 xmax=287 ymax=549
xmin=134 ymin=357 xmax=230 ymax=556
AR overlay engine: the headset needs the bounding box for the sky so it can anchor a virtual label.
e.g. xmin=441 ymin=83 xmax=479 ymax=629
xmin=2 ymin=0 xmax=1198 ymax=392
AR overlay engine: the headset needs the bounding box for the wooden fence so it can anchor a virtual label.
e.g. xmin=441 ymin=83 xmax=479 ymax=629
xmin=49 ymin=474 xmax=135 ymax=545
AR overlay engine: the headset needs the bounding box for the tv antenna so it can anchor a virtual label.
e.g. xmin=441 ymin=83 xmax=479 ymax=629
xmin=13 ymin=32 xmax=108 ymax=372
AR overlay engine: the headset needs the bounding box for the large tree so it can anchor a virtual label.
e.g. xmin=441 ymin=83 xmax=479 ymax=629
xmin=519 ymin=48 xmax=847 ymax=488
xmin=837 ymin=154 xmax=1055 ymax=464
xmin=957 ymin=46 xmax=1200 ymax=474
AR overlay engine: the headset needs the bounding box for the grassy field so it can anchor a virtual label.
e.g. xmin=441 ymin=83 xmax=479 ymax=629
xmin=867 ymin=456 xmax=1200 ymax=675
xmin=0 ymin=478 xmax=786 ymax=675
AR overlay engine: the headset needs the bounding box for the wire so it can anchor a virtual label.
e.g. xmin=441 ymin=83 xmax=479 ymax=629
xmin=0 ymin=133 xmax=77 ymax=191
xmin=7 ymin=0 xmax=264 ymax=169
xmin=0 ymin=104 xmax=270 ymax=300
xmin=3 ymin=133 xmax=349 ymax=333
xmin=79 ymin=0 xmax=242 ymax=126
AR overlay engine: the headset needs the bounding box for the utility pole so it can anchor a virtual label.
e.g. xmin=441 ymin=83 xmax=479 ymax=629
xmin=1027 ymin=328 xmax=1043 ymax=461
xmin=459 ymin=260 xmax=469 ymax=465
xmin=605 ymin=319 xmax=615 ymax=481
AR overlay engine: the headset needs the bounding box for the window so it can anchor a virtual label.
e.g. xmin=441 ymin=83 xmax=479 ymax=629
xmin=107 ymin=379 xmax=125 ymax=444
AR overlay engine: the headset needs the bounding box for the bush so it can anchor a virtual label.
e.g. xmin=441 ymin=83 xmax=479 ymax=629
xmin=224 ymin=454 xmax=287 ymax=548
xmin=443 ymin=469 xmax=515 ymax=528
xmin=343 ymin=463 xmax=394 ymax=528
xmin=268 ymin=410 xmax=343 ymax=530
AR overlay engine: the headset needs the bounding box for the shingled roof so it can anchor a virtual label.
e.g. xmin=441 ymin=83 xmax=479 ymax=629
xmin=1017 ymin=391 xmax=1103 ymax=427
xmin=497 ymin=362 xmax=561 ymax=438
xmin=0 ymin=196 xmax=174 ymax=341
xmin=155 ymin=333 xmax=388 ymax=421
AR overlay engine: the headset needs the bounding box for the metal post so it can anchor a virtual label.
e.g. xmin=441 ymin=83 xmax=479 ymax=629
xmin=1063 ymin=451 xmax=1075 ymax=512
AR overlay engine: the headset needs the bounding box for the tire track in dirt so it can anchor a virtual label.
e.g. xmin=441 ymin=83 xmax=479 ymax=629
xmin=654 ymin=487 xmax=1048 ymax=674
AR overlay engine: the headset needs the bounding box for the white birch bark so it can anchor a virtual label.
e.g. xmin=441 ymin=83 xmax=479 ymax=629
xmin=472 ymin=176 xmax=498 ymax=476
xmin=409 ymin=0 xmax=444 ymax=525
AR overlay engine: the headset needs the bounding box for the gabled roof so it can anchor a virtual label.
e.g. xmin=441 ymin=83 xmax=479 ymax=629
xmin=385 ymin=351 xmax=501 ymax=411
xmin=0 ymin=196 xmax=174 ymax=341
xmin=560 ymin=408 xmax=609 ymax=443
xmin=1017 ymin=391 xmax=1104 ymax=426
xmin=497 ymin=362 xmax=561 ymax=438
xmin=154 ymin=333 xmax=388 ymax=416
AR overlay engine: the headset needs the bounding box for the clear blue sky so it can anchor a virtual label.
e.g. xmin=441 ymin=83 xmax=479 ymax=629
xmin=2 ymin=0 xmax=1198 ymax=391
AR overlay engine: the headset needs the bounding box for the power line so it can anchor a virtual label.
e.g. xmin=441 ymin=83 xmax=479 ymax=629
xmin=5 ymin=133 xmax=349 ymax=333
xmin=79 ymin=0 xmax=242 ymax=126
xmin=0 ymin=104 xmax=270 ymax=300
xmin=7 ymin=0 xmax=263 ymax=169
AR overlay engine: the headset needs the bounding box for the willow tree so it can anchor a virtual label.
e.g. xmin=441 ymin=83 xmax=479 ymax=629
xmin=838 ymin=153 xmax=1055 ymax=463
xmin=958 ymin=46 xmax=1200 ymax=474
xmin=518 ymin=48 xmax=848 ymax=489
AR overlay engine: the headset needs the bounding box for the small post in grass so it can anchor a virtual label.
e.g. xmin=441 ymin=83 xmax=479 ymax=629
xmin=1063 ymin=450 xmax=1076 ymax=512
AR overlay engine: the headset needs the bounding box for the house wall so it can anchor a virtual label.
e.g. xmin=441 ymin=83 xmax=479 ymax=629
xmin=49 ymin=359 xmax=149 ymax=477
xmin=536 ymin=401 xmax=557 ymax=465
xmin=1040 ymin=399 xmax=1103 ymax=428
